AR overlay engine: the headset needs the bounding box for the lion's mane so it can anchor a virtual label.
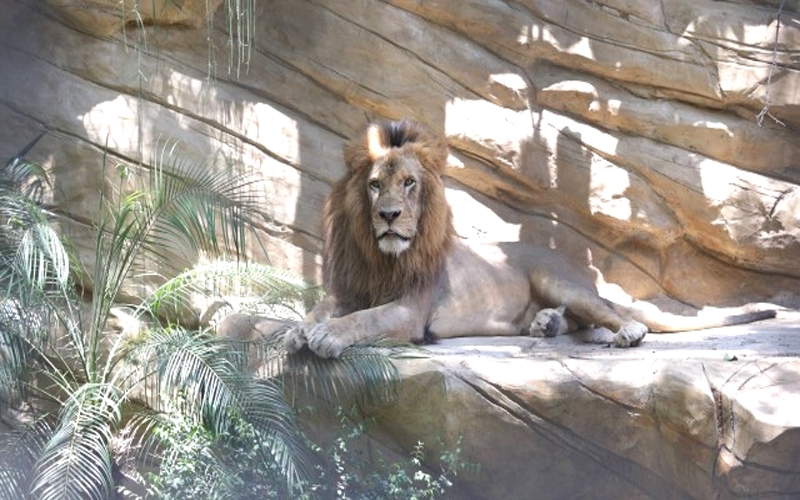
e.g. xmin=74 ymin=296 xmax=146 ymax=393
xmin=322 ymin=120 xmax=456 ymax=310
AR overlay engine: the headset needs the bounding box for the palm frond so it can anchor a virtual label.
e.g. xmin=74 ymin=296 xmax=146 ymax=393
xmin=0 ymin=415 xmax=55 ymax=499
xmin=1 ymin=131 xmax=48 ymax=202
xmin=85 ymin=144 xmax=265 ymax=375
xmin=235 ymin=378 xmax=311 ymax=488
xmin=30 ymin=383 xmax=121 ymax=500
xmin=0 ymin=155 xmax=69 ymax=302
xmin=0 ymin=155 xmax=81 ymax=412
xmin=141 ymin=261 xmax=324 ymax=325
xmin=282 ymin=343 xmax=401 ymax=408
xmin=144 ymin=142 xmax=263 ymax=264
xmin=0 ymin=301 xmax=39 ymax=412
xmin=15 ymin=222 xmax=70 ymax=291
xmin=130 ymin=326 xmax=312 ymax=490
xmin=150 ymin=328 xmax=238 ymax=433
xmin=230 ymin=331 xmax=400 ymax=411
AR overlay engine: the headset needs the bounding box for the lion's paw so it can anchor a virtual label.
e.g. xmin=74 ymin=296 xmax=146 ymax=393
xmin=529 ymin=327 xmax=545 ymax=338
xmin=284 ymin=323 xmax=309 ymax=354
xmin=614 ymin=321 xmax=647 ymax=348
xmin=529 ymin=307 xmax=567 ymax=338
xmin=306 ymin=321 xmax=352 ymax=359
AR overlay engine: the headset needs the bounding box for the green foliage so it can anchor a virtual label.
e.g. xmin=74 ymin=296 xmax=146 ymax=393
xmin=0 ymin=142 xmax=312 ymax=499
xmin=281 ymin=342 xmax=401 ymax=408
xmin=0 ymin=140 xmax=418 ymax=500
xmin=143 ymin=400 xmax=287 ymax=500
xmin=128 ymin=326 xmax=310 ymax=489
xmin=0 ymin=135 xmax=73 ymax=420
xmin=299 ymin=408 xmax=470 ymax=500
xmin=146 ymin=405 xmax=471 ymax=500
xmin=142 ymin=260 xmax=325 ymax=325
xmin=31 ymin=383 xmax=122 ymax=500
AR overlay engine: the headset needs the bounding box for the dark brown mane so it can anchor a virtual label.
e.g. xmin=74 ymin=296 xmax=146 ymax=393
xmin=383 ymin=120 xmax=423 ymax=148
xmin=322 ymin=120 xmax=455 ymax=312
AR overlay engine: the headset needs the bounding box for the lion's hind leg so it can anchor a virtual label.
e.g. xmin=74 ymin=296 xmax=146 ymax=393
xmin=567 ymin=295 xmax=647 ymax=347
xmin=530 ymin=272 xmax=646 ymax=347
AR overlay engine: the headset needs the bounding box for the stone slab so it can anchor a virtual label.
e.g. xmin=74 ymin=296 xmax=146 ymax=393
xmin=366 ymin=312 xmax=800 ymax=499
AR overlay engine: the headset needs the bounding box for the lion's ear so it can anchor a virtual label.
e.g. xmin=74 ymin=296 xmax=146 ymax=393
xmin=366 ymin=124 xmax=389 ymax=161
xmin=412 ymin=134 xmax=449 ymax=176
xmin=343 ymin=123 xmax=393 ymax=173
xmin=344 ymin=127 xmax=377 ymax=173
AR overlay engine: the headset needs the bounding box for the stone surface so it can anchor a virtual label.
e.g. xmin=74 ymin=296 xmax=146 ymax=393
xmin=219 ymin=311 xmax=800 ymax=499
xmin=358 ymin=313 xmax=800 ymax=499
xmin=1 ymin=0 xmax=798 ymax=309
xmin=44 ymin=0 xmax=223 ymax=37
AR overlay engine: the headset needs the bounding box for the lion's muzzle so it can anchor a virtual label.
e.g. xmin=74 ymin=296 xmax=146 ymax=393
xmin=376 ymin=228 xmax=412 ymax=255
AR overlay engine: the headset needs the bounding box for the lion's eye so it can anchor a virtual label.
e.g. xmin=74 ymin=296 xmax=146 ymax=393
xmin=369 ymin=179 xmax=381 ymax=190
xmin=404 ymin=178 xmax=416 ymax=188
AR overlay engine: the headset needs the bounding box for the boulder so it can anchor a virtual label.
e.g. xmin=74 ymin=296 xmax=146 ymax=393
xmin=215 ymin=312 xmax=800 ymax=499
xmin=355 ymin=314 xmax=800 ymax=499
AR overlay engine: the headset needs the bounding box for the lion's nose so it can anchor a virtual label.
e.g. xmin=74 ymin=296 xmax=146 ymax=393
xmin=379 ymin=209 xmax=402 ymax=222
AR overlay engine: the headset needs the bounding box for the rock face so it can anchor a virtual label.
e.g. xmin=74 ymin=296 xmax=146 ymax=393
xmin=363 ymin=318 xmax=800 ymax=499
xmin=0 ymin=0 xmax=798 ymax=309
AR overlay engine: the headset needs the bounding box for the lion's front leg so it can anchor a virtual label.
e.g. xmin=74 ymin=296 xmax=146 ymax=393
xmin=298 ymin=290 xmax=432 ymax=358
xmin=285 ymin=295 xmax=339 ymax=354
xmin=304 ymin=317 xmax=361 ymax=358
xmin=284 ymin=320 xmax=314 ymax=354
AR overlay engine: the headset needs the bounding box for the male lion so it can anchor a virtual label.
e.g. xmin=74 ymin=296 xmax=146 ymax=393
xmin=285 ymin=120 xmax=776 ymax=358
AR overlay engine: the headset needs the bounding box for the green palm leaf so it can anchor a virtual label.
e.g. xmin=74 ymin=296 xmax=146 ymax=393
xmin=130 ymin=326 xmax=311 ymax=491
xmin=142 ymin=260 xmax=324 ymax=325
xmin=281 ymin=341 xmax=401 ymax=408
xmin=0 ymin=416 xmax=54 ymax=499
xmin=86 ymin=143 xmax=265 ymax=379
xmin=144 ymin=143 xmax=263 ymax=263
xmin=0 ymin=153 xmax=79 ymax=414
xmin=230 ymin=331 xmax=400 ymax=412
xmin=30 ymin=383 xmax=121 ymax=500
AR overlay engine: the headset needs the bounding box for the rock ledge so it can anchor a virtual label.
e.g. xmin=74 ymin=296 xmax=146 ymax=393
xmin=366 ymin=314 xmax=800 ymax=499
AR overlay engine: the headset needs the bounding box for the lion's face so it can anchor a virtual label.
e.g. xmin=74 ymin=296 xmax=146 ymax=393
xmin=327 ymin=120 xmax=455 ymax=303
xmin=367 ymin=152 xmax=424 ymax=256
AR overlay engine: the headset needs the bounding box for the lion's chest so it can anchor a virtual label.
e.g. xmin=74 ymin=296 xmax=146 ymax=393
xmin=428 ymin=244 xmax=533 ymax=337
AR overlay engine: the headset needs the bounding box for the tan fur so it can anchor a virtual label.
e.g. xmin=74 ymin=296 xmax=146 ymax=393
xmin=285 ymin=120 xmax=776 ymax=358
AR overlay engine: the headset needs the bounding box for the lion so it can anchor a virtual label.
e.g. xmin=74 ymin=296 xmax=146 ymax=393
xmin=284 ymin=120 xmax=776 ymax=358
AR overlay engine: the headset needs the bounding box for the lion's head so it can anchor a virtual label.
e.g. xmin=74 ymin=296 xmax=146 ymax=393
xmin=322 ymin=120 xmax=456 ymax=309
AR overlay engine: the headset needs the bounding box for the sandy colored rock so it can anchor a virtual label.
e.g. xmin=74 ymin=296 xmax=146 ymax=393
xmin=349 ymin=315 xmax=800 ymax=499
xmin=2 ymin=0 xmax=798 ymax=308
xmin=45 ymin=0 xmax=223 ymax=37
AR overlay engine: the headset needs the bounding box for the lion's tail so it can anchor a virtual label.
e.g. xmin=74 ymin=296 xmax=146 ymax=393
xmin=618 ymin=304 xmax=777 ymax=333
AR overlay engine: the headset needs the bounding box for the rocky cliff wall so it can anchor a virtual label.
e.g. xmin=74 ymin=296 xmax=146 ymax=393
xmin=0 ymin=0 xmax=798 ymax=308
